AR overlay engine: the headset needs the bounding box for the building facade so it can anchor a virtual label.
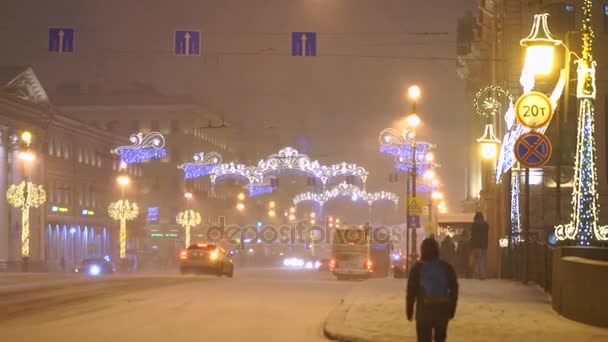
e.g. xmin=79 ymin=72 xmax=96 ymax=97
xmin=457 ymin=1 xmax=608 ymax=275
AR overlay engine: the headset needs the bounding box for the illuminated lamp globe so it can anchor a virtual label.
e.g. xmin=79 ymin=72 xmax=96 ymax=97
xmin=21 ymin=131 xmax=32 ymax=145
xmin=408 ymin=85 xmax=421 ymax=100
xmin=520 ymin=13 xmax=561 ymax=75
xmin=407 ymin=113 xmax=421 ymax=127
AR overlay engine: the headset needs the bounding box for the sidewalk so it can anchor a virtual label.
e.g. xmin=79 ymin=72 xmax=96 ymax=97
xmin=324 ymin=278 xmax=608 ymax=342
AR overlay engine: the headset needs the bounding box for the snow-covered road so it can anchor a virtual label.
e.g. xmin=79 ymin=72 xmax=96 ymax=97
xmin=0 ymin=268 xmax=354 ymax=342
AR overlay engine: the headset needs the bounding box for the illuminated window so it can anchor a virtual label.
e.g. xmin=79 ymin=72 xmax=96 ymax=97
xmin=604 ymin=4 xmax=608 ymax=32
xmin=544 ymin=3 xmax=575 ymax=33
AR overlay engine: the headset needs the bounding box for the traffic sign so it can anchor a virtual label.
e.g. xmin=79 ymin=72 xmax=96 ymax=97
xmin=407 ymin=197 xmax=424 ymax=215
xmin=175 ymin=30 xmax=201 ymax=56
xmin=514 ymin=132 xmax=552 ymax=168
xmin=292 ymin=32 xmax=316 ymax=56
xmin=515 ymin=91 xmax=553 ymax=129
xmin=408 ymin=215 xmax=421 ymax=229
xmin=49 ymin=28 xmax=74 ymax=53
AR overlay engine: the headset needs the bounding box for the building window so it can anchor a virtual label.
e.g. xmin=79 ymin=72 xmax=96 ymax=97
xmin=151 ymin=120 xmax=160 ymax=132
xmin=171 ymin=120 xmax=180 ymax=134
xmin=544 ymin=3 xmax=575 ymax=34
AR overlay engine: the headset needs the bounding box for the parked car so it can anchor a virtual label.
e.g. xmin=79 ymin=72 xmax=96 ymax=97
xmin=179 ymin=243 xmax=234 ymax=277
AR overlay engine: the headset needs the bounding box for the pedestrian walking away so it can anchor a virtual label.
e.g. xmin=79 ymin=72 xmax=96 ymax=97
xmin=407 ymin=238 xmax=459 ymax=342
xmin=470 ymin=211 xmax=489 ymax=279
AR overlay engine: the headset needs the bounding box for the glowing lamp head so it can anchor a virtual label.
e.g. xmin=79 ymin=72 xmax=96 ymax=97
xmin=119 ymin=161 xmax=127 ymax=170
xmin=184 ymin=192 xmax=193 ymax=200
xmin=21 ymin=131 xmax=32 ymax=145
xmin=236 ymin=203 xmax=245 ymax=211
xmin=269 ymin=201 xmax=275 ymax=208
xmin=408 ymin=85 xmax=421 ymax=100
xmin=288 ymin=214 xmax=296 ymax=221
xmin=238 ymin=193 xmax=245 ymax=201
xmin=407 ymin=113 xmax=421 ymax=127
xmin=432 ymin=179 xmax=439 ymax=187
xmin=310 ymin=219 xmax=316 ymax=225
xmin=117 ymin=175 xmax=130 ymax=186
xmin=289 ymin=207 xmax=296 ymax=214
xmin=432 ymin=191 xmax=444 ymax=200
xmin=425 ymin=153 xmax=434 ymax=162
xmin=210 ymin=251 xmax=219 ymax=260
xmin=268 ymin=209 xmax=276 ymax=217
xmin=520 ymin=13 xmax=561 ymax=75
xmin=18 ymin=151 xmax=35 ymax=161
xmin=310 ymin=212 xmax=316 ymax=219
xmin=423 ymin=170 xmax=435 ymax=180
xmin=481 ymin=143 xmax=498 ymax=159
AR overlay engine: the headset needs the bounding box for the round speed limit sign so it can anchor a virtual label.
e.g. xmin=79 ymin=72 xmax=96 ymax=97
xmin=515 ymin=91 xmax=553 ymax=129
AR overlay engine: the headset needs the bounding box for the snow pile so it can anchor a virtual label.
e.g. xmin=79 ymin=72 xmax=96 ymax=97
xmin=326 ymin=278 xmax=608 ymax=342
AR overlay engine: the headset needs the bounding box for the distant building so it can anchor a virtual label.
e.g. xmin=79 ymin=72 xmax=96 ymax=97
xmin=52 ymin=83 xmax=245 ymax=264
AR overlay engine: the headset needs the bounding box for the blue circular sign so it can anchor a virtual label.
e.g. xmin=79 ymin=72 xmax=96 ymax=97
xmin=514 ymin=132 xmax=552 ymax=168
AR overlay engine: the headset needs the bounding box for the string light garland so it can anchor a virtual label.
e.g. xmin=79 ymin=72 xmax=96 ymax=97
xmin=108 ymin=200 xmax=139 ymax=259
xmin=511 ymin=168 xmax=522 ymax=244
xmin=6 ymin=181 xmax=46 ymax=257
xmin=293 ymin=182 xmax=399 ymax=207
xmin=179 ymin=152 xmax=223 ymax=179
xmin=473 ymin=85 xmax=514 ymax=118
xmin=111 ymin=132 xmax=166 ymax=164
xmin=176 ymin=210 xmax=202 ymax=248
xmin=555 ymin=0 xmax=608 ymax=244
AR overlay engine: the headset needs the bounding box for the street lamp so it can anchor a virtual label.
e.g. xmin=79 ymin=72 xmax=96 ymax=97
xmin=269 ymin=201 xmax=276 ymax=209
xmin=238 ymin=192 xmax=245 ymax=201
xmin=184 ymin=192 xmax=193 ymax=200
xmin=406 ymin=85 xmax=422 ymax=266
xmin=477 ymin=124 xmax=501 ymax=160
xmin=520 ymin=13 xmax=561 ymax=75
xmin=268 ymin=209 xmax=276 ymax=217
xmin=236 ymin=203 xmax=245 ymax=211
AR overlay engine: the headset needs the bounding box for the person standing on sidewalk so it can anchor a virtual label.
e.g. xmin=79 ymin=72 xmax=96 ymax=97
xmin=470 ymin=212 xmax=489 ymax=279
xmin=407 ymin=238 xmax=459 ymax=342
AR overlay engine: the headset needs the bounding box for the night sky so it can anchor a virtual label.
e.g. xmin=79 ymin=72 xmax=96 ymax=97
xmin=0 ymin=0 xmax=475 ymax=210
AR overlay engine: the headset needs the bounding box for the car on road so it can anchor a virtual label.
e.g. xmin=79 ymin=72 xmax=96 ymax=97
xmin=179 ymin=243 xmax=234 ymax=277
xmin=317 ymin=258 xmax=331 ymax=271
xmin=393 ymin=259 xmax=408 ymax=278
xmin=75 ymin=257 xmax=115 ymax=276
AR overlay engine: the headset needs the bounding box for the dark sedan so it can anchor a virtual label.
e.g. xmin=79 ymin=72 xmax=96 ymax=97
xmin=75 ymin=257 xmax=116 ymax=276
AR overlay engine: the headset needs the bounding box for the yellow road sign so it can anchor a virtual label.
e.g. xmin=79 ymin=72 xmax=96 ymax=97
xmin=408 ymin=197 xmax=424 ymax=215
xmin=515 ymin=91 xmax=553 ymax=129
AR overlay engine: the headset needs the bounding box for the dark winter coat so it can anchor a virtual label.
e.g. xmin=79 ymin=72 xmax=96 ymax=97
xmin=406 ymin=260 xmax=459 ymax=321
xmin=470 ymin=221 xmax=489 ymax=249
xmin=440 ymin=237 xmax=456 ymax=265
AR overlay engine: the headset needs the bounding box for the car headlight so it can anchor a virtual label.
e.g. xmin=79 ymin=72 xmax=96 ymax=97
xmin=88 ymin=265 xmax=101 ymax=276
xmin=210 ymin=251 xmax=219 ymax=260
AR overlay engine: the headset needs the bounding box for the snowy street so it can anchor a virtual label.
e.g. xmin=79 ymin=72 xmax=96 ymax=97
xmin=0 ymin=268 xmax=355 ymax=342
xmin=324 ymin=277 xmax=608 ymax=342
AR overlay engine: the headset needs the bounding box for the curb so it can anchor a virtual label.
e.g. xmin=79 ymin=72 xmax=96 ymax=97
xmin=323 ymin=300 xmax=372 ymax=342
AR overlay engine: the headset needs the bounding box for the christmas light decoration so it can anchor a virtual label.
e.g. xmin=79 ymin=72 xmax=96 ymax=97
xmin=319 ymin=162 xmax=369 ymax=185
xmin=293 ymin=182 xmax=398 ymax=207
xmin=111 ymin=132 xmax=166 ymax=164
xmin=554 ymin=0 xmax=608 ymax=244
xmin=108 ymin=200 xmax=139 ymax=259
xmin=6 ymin=181 xmax=46 ymax=257
xmin=510 ymin=168 xmax=522 ymax=244
xmin=176 ymin=210 xmax=202 ymax=248
xmin=474 ymin=86 xmax=514 ymax=118
xmin=209 ymin=162 xmax=258 ymax=184
xmin=179 ymin=152 xmax=222 ymax=179
xmin=379 ymin=128 xmax=439 ymax=175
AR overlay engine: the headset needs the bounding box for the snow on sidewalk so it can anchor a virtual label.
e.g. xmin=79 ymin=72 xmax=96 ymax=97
xmin=324 ymin=278 xmax=608 ymax=342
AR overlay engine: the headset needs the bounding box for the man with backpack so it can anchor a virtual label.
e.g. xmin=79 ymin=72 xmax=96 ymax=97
xmin=407 ymin=238 xmax=459 ymax=342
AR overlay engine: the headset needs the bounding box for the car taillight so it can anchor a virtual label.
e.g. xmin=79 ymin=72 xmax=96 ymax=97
xmin=179 ymin=250 xmax=188 ymax=260
xmin=210 ymin=251 xmax=219 ymax=260
xmin=329 ymin=259 xmax=337 ymax=269
xmin=366 ymin=260 xmax=373 ymax=271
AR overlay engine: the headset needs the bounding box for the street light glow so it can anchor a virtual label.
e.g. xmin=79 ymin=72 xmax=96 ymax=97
xmin=432 ymin=179 xmax=439 ymax=187
xmin=184 ymin=192 xmax=193 ymax=200
xmin=268 ymin=209 xmax=276 ymax=217
xmin=481 ymin=142 xmax=498 ymax=159
xmin=269 ymin=201 xmax=276 ymax=208
xmin=18 ymin=151 xmax=35 ymax=161
xmin=425 ymin=153 xmax=434 ymax=162
xmin=236 ymin=203 xmax=245 ymax=211
xmin=408 ymin=85 xmax=421 ymax=100
xmin=407 ymin=112 xmax=421 ymax=127
xmin=117 ymin=175 xmax=130 ymax=186
xmin=423 ymin=169 xmax=435 ymax=180
xmin=289 ymin=207 xmax=296 ymax=214
xmin=310 ymin=212 xmax=316 ymax=218
xmin=238 ymin=193 xmax=245 ymax=200
xmin=21 ymin=131 xmax=32 ymax=145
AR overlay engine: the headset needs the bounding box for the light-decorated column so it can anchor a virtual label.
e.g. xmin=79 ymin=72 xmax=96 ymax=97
xmin=108 ymin=200 xmax=139 ymax=259
xmin=177 ymin=209 xmax=202 ymax=248
xmin=555 ymin=0 xmax=608 ymax=244
xmin=0 ymin=130 xmax=8 ymax=261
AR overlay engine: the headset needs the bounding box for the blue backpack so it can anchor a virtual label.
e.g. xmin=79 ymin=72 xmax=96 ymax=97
xmin=419 ymin=261 xmax=449 ymax=304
